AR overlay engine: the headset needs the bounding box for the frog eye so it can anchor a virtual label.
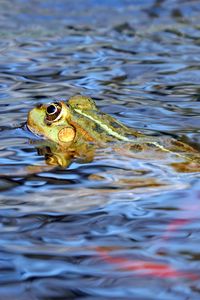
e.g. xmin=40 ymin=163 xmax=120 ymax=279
xmin=46 ymin=102 xmax=62 ymax=122
xmin=47 ymin=104 xmax=57 ymax=114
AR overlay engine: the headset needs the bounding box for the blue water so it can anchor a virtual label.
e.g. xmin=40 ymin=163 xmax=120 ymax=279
xmin=0 ymin=0 xmax=200 ymax=299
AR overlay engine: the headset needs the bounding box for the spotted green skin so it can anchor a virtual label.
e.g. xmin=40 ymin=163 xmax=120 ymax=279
xmin=67 ymin=95 xmax=143 ymax=143
xmin=68 ymin=97 xmax=199 ymax=160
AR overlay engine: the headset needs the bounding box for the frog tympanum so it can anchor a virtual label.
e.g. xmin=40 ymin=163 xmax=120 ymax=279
xmin=27 ymin=95 xmax=200 ymax=171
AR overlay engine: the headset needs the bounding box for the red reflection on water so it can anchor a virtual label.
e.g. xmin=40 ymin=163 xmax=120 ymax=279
xmin=164 ymin=202 xmax=200 ymax=240
xmin=163 ymin=218 xmax=189 ymax=240
xmin=96 ymin=247 xmax=198 ymax=280
xmin=94 ymin=193 xmax=200 ymax=280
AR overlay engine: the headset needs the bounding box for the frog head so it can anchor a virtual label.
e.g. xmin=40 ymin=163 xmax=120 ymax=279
xmin=27 ymin=101 xmax=76 ymax=145
xmin=27 ymin=95 xmax=100 ymax=146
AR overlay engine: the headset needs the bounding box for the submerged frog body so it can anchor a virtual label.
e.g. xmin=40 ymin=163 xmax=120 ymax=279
xmin=27 ymin=95 xmax=200 ymax=170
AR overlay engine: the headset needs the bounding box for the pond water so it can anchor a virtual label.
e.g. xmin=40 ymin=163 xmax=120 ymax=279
xmin=0 ymin=0 xmax=200 ymax=299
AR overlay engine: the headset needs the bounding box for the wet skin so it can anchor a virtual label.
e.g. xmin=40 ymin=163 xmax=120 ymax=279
xmin=27 ymin=95 xmax=200 ymax=170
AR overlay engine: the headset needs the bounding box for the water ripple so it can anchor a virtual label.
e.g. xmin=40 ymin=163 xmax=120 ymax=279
xmin=0 ymin=0 xmax=200 ymax=298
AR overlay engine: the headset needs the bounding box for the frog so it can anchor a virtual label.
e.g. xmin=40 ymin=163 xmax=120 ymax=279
xmin=27 ymin=95 xmax=200 ymax=170
xmin=27 ymin=95 xmax=143 ymax=145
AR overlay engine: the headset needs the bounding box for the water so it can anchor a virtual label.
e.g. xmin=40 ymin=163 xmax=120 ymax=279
xmin=0 ymin=0 xmax=200 ymax=298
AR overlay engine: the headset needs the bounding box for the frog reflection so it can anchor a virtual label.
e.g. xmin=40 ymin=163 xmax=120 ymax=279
xmin=36 ymin=140 xmax=95 ymax=168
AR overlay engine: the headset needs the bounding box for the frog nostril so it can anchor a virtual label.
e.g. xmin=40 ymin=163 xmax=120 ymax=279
xmin=47 ymin=104 xmax=57 ymax=115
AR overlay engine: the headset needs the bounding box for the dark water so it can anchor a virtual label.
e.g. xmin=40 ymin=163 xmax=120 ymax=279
xmin=0 ymin=0 xmax=200 ymax=299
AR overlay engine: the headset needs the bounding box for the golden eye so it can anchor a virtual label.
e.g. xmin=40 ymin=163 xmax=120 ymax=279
xmin=46 ymin=102 xmax=62 ymax=122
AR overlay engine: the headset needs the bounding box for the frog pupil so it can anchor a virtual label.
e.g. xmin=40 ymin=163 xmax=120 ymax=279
xmin=47 ymin=104 xmax=57 ymax=115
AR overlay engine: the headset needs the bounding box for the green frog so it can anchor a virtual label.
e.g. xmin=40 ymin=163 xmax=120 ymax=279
xmin=27 ymin=95 xmax=200 ymax=170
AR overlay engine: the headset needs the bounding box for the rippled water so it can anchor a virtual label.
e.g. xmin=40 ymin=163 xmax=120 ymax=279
xmin=0 ymin=0 xmax=200 ymax=299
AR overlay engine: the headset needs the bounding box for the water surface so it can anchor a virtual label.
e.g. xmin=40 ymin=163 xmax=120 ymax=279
xmin=0 ymin=0 xmax=200 ymax=299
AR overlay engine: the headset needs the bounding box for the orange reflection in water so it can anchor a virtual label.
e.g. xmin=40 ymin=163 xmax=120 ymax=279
xmin=95 ymin=247 xmax=198 ymax=280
